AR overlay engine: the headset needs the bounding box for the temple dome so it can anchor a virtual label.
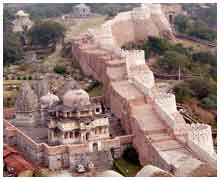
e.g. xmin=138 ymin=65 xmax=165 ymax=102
xmin=63 ymin=89 xmax=90 ymax=108
xmin=136 ymin=165 xmax=172 ymax=177
xmin=58 ymin=80 xmax=80 ymax=98
xmin=16 ymin=10 xmax=29 ymax=17
xmin=40 ymin=92 xmax=59 ymax=107
xmin=98 ymin=170 xmax=123 ymax=177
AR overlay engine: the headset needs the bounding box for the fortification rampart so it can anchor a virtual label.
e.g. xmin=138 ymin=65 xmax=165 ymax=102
xmin=71 ymin=3 xmax=216 ymax=174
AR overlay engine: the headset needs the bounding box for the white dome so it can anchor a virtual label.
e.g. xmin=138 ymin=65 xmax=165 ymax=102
xmin=136 ymin=165 xmax=172 ymax=177
xmin=40 ymin=92 xmax=59 ymax=107
xmin=63 ymin=89 xmax=90 ymax=108
xmin=16 ymin=10 xmax=29 ymax=17
xmin=98 ymin=170 xmax=123 ymax=177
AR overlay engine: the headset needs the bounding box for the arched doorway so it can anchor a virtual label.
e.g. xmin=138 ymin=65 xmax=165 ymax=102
xmin=86 ymin=132 xmax=90 ymax=141
xmin=168 ymin=13 xmax=174 ymax=24
xmin=110 ymin=148 xmax=115 ymax=159
xmin=92 ymin=143 xmax=98 ymax=152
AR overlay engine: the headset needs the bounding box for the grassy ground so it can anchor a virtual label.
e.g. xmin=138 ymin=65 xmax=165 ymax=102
xmin=3 ymin=80 xmax=23 ymax=85
xmin=65 ymin=16 xmax=107 ymax=38
xmin=113 ymin=158 xmax=142 ymax=177
xmin=174 ymin=38 xmax=213 ymax=52
xmin=87 ymin=84 xmax=103 ymax=97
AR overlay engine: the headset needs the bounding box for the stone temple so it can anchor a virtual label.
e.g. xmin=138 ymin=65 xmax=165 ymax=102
xmin=14 ymin=82 xmax=39 ymax=126
xmin=72 ymin=4 xmax=91 ymax=18
xmin=12 ymin=10 xmax=33 ymax=32
xmin=41 ymin=88 xmax=110 ymax=147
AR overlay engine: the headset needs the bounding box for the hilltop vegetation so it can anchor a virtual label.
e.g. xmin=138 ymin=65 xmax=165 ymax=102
xmin=5 ymin=3 xmax=138 ymax=20
xmin=174 ymin=4 xmax=217 ymax=42
xmin=3 ymin=7 xmax=24 ymax=66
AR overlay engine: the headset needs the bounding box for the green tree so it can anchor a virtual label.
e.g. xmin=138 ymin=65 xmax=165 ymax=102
xmin=122 ymin=145 xmax=140 ymax=165
xmin=3 ymin=32 xmax=24 ymax=66
xmin=174 ymin=83 xmax=192 ymax=102
xmin=147 ymin=37 xmax=171 ymax=54
xmin=192 ymin=52 xmax=216 ymax=66
xmin=159 ymin=50 xmax=190 ymax=73
xmin=201 ymin=97 xmax=216 ymax=110
xmin=28 ymin=21 xmax=65 ymax=46
xmin=53 ymin=65 xmax=66 ymax=74
xmin=188 ymin=78 xmax=216 ymax=99
xmin=174 ymin=15 xmax=193 ymax=33
xmin=3 ymin=6 xmax=23 ymax=66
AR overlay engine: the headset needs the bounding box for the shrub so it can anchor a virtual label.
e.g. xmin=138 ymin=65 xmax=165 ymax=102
xmin=23 ymin=76 xmax=27 ymax=80
xmin=28 ymin=20 xmax=65 ymax=46
xmin=174 ymin=83 xmax=192 ymax=102
xmin=28 ymin=76 xmax=32 ymax=80
xmin=122 ymin=145 xmax=140 ymax=165
xmin=53 ymin=65 xmax=66 ymax=74
xmin=159 ymin=50 xmax=190 ymax=73
xmin=34 ymin=168 xmax=50 ymax=177
xmin=18 ymin=170 xmax=34 ymax=177
xmin=201 ymin=97 xmax=216 ymax=110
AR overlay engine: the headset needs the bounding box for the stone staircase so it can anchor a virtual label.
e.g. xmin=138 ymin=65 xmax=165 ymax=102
xmin=141 ymin=103 xmax=202 ymax=175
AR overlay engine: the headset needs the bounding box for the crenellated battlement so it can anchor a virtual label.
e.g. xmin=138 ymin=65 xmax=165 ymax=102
xmin=187 ymin=123 xmax=215 ymax=155
xmin=155 ymin=93 xmax=177 ymax=114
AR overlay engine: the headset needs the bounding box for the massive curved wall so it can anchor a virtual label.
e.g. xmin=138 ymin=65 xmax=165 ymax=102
xmin=71 ymin=3 xmax=216 ymax=176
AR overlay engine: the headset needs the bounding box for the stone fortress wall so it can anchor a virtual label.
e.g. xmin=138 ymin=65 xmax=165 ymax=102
xmin=186 ymin=123 xmax=216 ymax=168
xmin=4 ymin=120 xmax=133 ymax=170
xmin=71 ymin=3 xmax=216 ymax=175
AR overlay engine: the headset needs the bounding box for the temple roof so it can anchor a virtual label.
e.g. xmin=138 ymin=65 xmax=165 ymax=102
xmin=40 ymin=92 xmax=59 ymax=107
xmin=15 ymin=82 xmax=38 ymax=112
xmin=32 ymin=78 xmax=49 ymax=98
xmin=63 ymin=89 xmax=90 ymax=108
xmin=16 ymin=10 xmax=29 ymax=17
xmin=58 ymin=80 xmax=80 ymax=98
xmin=74 ymin=3 xmax=90 ymax=9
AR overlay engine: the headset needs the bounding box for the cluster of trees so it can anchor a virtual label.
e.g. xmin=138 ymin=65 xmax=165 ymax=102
xmin=174 ymin=14 xmax=216 ymax=42
xmin=142 ymin=37 xmax=216 ymax=81
xmin=182 ymin=3 xmax=217 ymax=29
xmin=28 ymin=21 xmax=65 ymax=46
xmin=174 ymin=78 xmax=216 ymax=111
xmin=147 ymin=37 xmax=217 ymax=111
xmin=53 ymin=65 xmax=66 ymax=74
xmin=4 ymin=4 xmax=66 ymax=66
xmin=3 ymin=7 xmax=24 ymax=66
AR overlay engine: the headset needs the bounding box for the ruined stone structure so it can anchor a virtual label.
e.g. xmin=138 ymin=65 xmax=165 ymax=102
xmin=72 ymin=4 xmax=91 ymax=18
xmin=13 ymin=10 xmax=33 ymax=32
xmin=71 ymin=3 xmax=216 ymax=176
